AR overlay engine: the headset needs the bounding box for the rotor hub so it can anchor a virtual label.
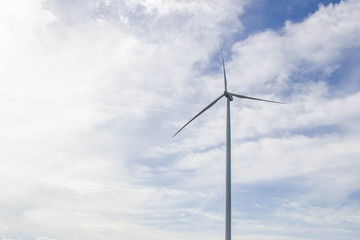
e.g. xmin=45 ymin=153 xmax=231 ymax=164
xmin=224 ymin=91 xmax=233 ymax=101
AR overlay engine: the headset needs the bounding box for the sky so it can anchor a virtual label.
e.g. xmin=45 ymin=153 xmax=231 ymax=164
xmin=0 ymin=0 xmax=359 ymax=239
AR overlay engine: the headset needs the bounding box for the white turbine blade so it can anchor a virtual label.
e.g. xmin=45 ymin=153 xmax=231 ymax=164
xmin=173 ymin=94 xmax=225 ymax=137
xmin=221 ymin=50 xmax=228 ymax=91
xmin=229 ymin=92 xmax=287 ymax=104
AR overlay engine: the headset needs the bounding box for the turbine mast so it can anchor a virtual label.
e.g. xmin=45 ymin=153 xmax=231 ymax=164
xmin=221 ymin=47 xmax=232 ymax=240
xmin=225 ymin=96 xmax=231 ymax=240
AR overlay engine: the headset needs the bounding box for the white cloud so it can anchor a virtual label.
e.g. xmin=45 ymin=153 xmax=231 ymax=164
xmin=0 ymin=0 xmax=359 ymax=239
xmin=0 ymin=0 xmax=246 ymax=239
xmin=227 ymin=0 xmax=360 ymax=94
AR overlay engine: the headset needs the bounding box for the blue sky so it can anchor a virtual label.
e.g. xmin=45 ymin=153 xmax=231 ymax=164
xmin=0 ymin=0 xmax=359 ymax=240
xmin=240 ymin=0 xmax=341 ymax=32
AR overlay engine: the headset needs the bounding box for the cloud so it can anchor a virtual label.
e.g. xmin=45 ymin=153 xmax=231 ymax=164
xmin=227 ymin=0 xmax=360 ymax=94
xmin=0 ymin=0 xmax=359 ymax=239
xmin=0 ymin=0 xmax=246 ymax=239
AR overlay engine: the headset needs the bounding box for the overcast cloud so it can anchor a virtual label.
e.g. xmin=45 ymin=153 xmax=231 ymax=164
xmin=0 ymin=0 xmax=359 ymax=239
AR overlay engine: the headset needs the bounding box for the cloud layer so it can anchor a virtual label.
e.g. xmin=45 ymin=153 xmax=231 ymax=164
xmin=0 ymin=0 xmax=359 ymax=239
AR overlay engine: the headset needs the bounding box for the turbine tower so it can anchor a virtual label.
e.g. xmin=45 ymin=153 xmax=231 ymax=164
xmin=173 ymin=50 xmax=286 ymax=240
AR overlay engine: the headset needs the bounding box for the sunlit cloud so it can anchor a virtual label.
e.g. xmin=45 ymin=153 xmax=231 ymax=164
xmin=0 ymin=0 xmax=359 ymax=239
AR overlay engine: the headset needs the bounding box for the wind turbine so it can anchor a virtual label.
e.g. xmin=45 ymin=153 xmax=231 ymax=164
xmin=173 ymin=50 xmax=286 ymax=240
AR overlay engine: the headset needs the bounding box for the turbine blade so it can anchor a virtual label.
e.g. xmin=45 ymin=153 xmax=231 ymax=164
xmin=221 ymin=50 xmax=228 ymax=91
xmin=229 ymin=92 xmax=287 ymax=104
xmin=173 ymin=94 xmax=225 ymax=137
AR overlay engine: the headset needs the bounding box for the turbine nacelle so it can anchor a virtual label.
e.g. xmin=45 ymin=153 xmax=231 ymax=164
xmin=224 ymin=91 xmax=233 ymax=101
